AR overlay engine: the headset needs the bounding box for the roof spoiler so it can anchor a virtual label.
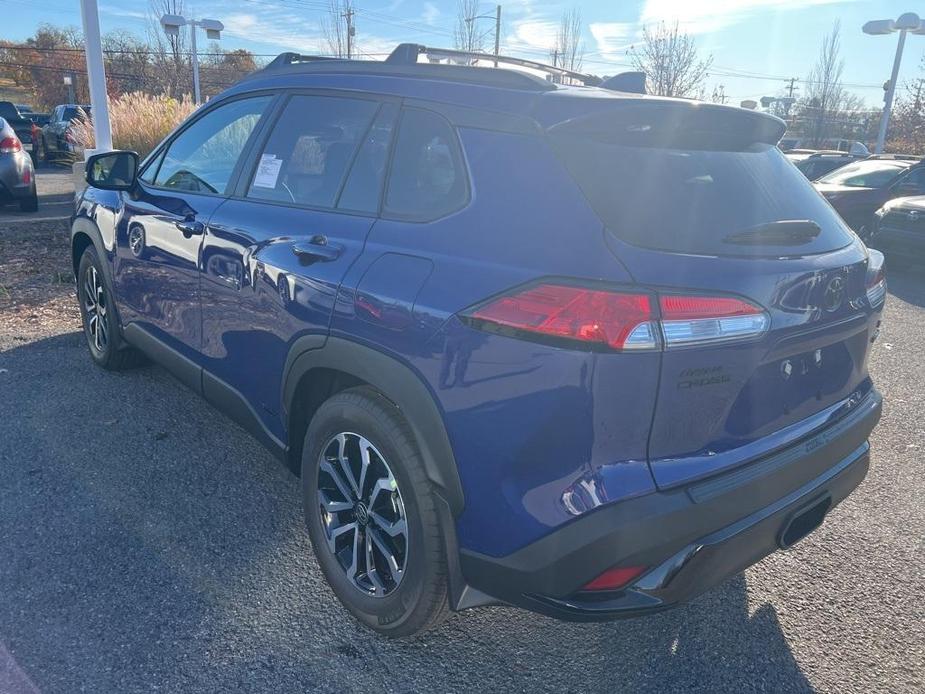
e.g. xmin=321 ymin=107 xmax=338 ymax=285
xmin=600 ymin=72 xmax=646 ymax=95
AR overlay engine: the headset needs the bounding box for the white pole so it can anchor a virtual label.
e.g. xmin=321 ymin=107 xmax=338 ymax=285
xmin=78 ymin=0 xmax=112 ymax=152
xmin=190 ymin=21 xmax=201 ymax=106
xmin=875 ymin=29 xmax=907 ymax=154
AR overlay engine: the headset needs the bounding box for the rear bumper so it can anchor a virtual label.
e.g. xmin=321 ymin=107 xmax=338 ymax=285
xmin=459 ymin=388 xmax=881 ymax=620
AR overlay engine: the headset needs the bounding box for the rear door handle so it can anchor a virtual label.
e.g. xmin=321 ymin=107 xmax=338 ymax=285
xmin=175 ymin=218 xmax=204 ymax=237
xmin=291 ymin=235 xmax=342 ymax=262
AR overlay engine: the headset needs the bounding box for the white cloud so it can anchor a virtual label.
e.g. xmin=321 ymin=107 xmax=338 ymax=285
xmin=421 ymin=2 xmax=440 ymax=26
xmin=507 ymin=20 xmax=558 ymax=51
xmin=589 ymin=22 xmax=637 ymax=57
xmin=639 ymin=0 xmax=854 ymax=34
xmin=221 ymin=12 xmax=325 ymax=54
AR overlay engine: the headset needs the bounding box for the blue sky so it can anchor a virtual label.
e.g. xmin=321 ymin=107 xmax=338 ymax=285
xmin=2 ymin=0 xmax=924 ymax=106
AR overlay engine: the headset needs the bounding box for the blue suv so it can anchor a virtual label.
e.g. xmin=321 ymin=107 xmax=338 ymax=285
xmin=73 ymin=45 xmax=885 ymax=636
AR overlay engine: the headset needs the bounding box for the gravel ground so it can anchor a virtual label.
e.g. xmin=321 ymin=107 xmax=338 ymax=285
xmin=0 ymin=221 xmax=922 ymax=693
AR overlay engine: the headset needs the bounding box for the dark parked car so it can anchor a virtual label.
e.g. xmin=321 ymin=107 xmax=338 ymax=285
xmin=867 ymin=196 xmax=925 ymax=260
xmin=0 ymin=100 xmax=37 ymax=157
xmin=814 ymin=156 xmax=925 ymax=231
xmin=0 ymin=117 xmax=37 ymax=211
xmin=37 ymin=103 xmax=91 ymax=162
xmin=72 ymin=44 xmax=885 ymax=637
xmin=786 ymin=150 xmax=865 ymax=180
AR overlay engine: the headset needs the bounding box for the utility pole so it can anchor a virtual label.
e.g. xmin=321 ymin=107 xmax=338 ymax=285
xmin=343 ymin=7 xmax=355 ymax=59
xmin=494 ymin=5 xmax=501 ymax=67
xmin=786 ymin=77 xmax=798 ymax=99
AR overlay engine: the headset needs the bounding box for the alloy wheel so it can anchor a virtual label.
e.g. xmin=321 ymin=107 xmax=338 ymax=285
xmin=317 ymin=432 xmax=409 ymax=598
xmin=83 ymin=265 xmax=108 ymax=353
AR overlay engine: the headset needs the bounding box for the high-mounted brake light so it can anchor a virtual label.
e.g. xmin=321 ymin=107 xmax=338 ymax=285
xmin=0 ymin=136 xmax=21 ymax=154
xmin=465 ymin=283 xmax=770 ymax=351
xmin=866 ymin=250 xmax=886 ymax=308
xmin=659 ymin=295 xmax=769 ymax=347
xmin=468 ymin=284 xmax=659 ymax=351
xmin=580 ymin=565 xmax=647 ymax=592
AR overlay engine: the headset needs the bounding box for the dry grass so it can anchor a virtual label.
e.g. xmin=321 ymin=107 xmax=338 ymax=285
xmin=70 ymin=92 xmax=197 ymax=159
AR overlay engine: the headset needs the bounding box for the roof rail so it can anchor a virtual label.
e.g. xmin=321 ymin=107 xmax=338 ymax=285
xmin=265 ymin=52 xmax=345 ymax=70
xmin=386 ymin=43 xmax=603 ymax=87
xmin=866 ymin=153 xmax=922 ymax=161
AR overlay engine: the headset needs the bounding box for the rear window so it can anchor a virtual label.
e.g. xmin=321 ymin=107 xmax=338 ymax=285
xmin=816 ymin=160 xmax=906 ymax=188
xmin=551 ymin=137 xmax=856 ymax=256
xmin=63 ymin=107 xmax=91 ymax=122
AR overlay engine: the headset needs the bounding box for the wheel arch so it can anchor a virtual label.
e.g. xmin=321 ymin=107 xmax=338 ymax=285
xmin=283 ymin=336 xmax=465 ymax=518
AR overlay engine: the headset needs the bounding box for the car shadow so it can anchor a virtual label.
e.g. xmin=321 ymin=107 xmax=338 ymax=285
xmin=0 ymin=332 xmax=812 ymax=693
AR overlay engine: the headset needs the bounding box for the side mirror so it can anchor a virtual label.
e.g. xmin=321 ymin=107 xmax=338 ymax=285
xmin=86 ymin=150 xmax=138 ymax=191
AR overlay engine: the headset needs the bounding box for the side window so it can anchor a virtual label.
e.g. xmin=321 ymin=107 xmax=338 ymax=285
xmin=246 ymin=95 xmax=380 ymax=209
xmin=384 ymin=108 xmax=468 ymax=221
xmin=337 ymin=103 xmax=398 ymax=213
xmin=154 ymin=96 xmax=271 ymax=195
xmin=897 ymin=167 xmax=925 ymax=192
xmin=139 ymin=149 xmax=165 ymax=185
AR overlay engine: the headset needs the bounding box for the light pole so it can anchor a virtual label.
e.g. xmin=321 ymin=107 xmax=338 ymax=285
xmin=79 ymin=0 xmax=112 ymax=153
xmin=863 ymin=12 xmax=925 ymax=154
xmin=465 ymin=5 xmax=502 ymax=66
xmin=160 ymin=14 xmax=224 ymax=105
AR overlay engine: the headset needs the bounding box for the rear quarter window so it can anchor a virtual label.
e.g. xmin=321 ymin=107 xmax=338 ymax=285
xmin=383 ymin=108 xmax=469 ymax=222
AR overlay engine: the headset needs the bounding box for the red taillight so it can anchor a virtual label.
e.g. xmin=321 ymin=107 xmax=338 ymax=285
xmin=660 ymin=295 xmax=763 ymax=320
xmin=22 ymin=169 xmax=31 ymax=185
xmin=659 ymin=294 xmax=769 ymax=347
xmin=469 ymin=284 xmax=658 ymax=351
xmin=866 ymin=249 xmax=886 ymax=307
xmin=0 ymin=136 xmax=21 ymax=154
xmin=581 ymin=565 xmax=646 ymax=592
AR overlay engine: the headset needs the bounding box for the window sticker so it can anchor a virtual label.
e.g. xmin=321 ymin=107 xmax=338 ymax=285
xmin=253 ymin=154 xmax=283 ymax=188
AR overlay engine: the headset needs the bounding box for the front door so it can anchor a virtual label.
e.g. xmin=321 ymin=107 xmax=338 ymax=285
xmin=113 ymin=95 xmax=275 ymax=367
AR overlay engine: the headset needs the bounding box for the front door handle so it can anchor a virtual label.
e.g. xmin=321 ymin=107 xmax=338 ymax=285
xmin=291 ymin=235 xmax=342 ymax=262
xmin=175 ymin=218 xmax=204 ymax=237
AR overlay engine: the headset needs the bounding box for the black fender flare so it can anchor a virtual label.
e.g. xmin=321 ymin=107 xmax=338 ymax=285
xmin=283 ymin=336 xmax=465 ymax=517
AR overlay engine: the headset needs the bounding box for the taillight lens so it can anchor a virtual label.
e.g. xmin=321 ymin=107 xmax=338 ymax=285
xmin=0 ymin=136 xmax=21 ymax=154
xmin=866 ymin=249 xmax=886 ymax=308
xmin=660 ymin=295 xmax=769 ymax=347
xmin=465 ymin=283 xmax=770 ymax=351
xmin=581 ymin=565 xmax=646 ymax=592
xmin=468 ymin=284 xmax=659 ymax=351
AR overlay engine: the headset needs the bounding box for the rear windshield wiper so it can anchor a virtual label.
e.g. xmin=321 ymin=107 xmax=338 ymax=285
xmin=722 ymin=220 xmax=822 ymax=246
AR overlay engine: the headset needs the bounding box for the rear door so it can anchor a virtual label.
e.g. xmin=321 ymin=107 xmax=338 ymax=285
xmin=549 ymin=101 xmax=882 ymax=488
xmin=200 ymin=93 xmax=397 ymax=440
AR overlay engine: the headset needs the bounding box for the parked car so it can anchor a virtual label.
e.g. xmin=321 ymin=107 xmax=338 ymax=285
xmin=0 ymin=101 xmax=37 ymax=158
xmin=0 ymin=117 xmax=38 ymax=211
xmin=814 ymin=156 xmax=925 ymax=231
xmin=15 ymin=104 xmax=33 ymax=114
xmin=72 ymin=44 xmax=885 ymax=637
xmin=866 ymin=196 xmax=925 ymax=260
xmin=780 ymin=136 xmax=870 ymax=155
xmin=37 ymin=103 xmax=91 ymax=162
xmin=785 ymin=150 xmax=865 ymax=180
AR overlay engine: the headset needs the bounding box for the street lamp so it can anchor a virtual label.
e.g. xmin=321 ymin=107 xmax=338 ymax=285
xmin=863 ymin=12 xmax=925 ymax=154
xmin=160 ymin=13 xmax=224 ymax=105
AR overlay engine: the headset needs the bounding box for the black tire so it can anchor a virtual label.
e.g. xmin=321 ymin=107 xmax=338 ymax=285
xmin=19 ymin=185 xmax=37 ymax=213
xmin=77 ymin=246 xmax=146 ymax=370
xmin=302 ymin=386 xmax=450 ymax=637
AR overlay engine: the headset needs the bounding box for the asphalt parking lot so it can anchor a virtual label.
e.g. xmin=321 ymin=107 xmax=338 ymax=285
xmin=0 ymin=217 xmax=922 ymax=693
xmin=0 ymin=166 xmax=75 ymax=223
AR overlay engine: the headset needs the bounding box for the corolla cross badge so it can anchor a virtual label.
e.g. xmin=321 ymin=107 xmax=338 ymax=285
xmin=822 ymin=275 xmax=846 ymax=312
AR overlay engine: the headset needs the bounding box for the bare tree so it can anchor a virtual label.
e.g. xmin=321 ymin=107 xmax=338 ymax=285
xmin=800 ymin=21 xmax=853 ymax=146
xmin=322 ymin=0 xmax=355 ymax=58
xmin=550 ymin=8 xmax=583 ymax=72
xmin=886 ymin=55 xmax=925 ymax=153
xmin=628 ymin=21 xmax=712 ymax=98
xmin=454 ymin=0 xmax=486 ymax=54
xmin=147 ymin=0 xmax=191 ymax=97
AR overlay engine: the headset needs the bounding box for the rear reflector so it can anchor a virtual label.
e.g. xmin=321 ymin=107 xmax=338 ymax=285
xmin=0 ymin=136 xmax=21 ymax=154
xmin=660 ymin=295 xmax=769 ymax=347
xmin=581 ymin=565 xmax=646 ymax=592
xmin=465 ymin=283 xmax=770 ymax=351
xmin=469 ymin=284 xmax=658 ymax=351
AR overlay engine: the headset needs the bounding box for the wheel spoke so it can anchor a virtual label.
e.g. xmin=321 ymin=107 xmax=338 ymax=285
xmin=368 ymin=477 xmax=393 ymax=509
xmin=320 ymin=460 xmax=354 ymax=503
xmin=370 ymin=526 xmax=403 ymax=576
xmin=345 ymin=526 xmax=360 ymax=583
xmin=326 ymin=519 xmax=357 ymax=555
xmin=369 ymin=510 xmax=406 ymax=539
xmin=318 ymin=488 xmax=352 ymax=514
xmin=336 ymin=433 xmax=361 ymax=498
xmin=365 ymin=531 xmax=387 ymax=596
xmin=357 ymin=437 xmax=373 ymax=499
